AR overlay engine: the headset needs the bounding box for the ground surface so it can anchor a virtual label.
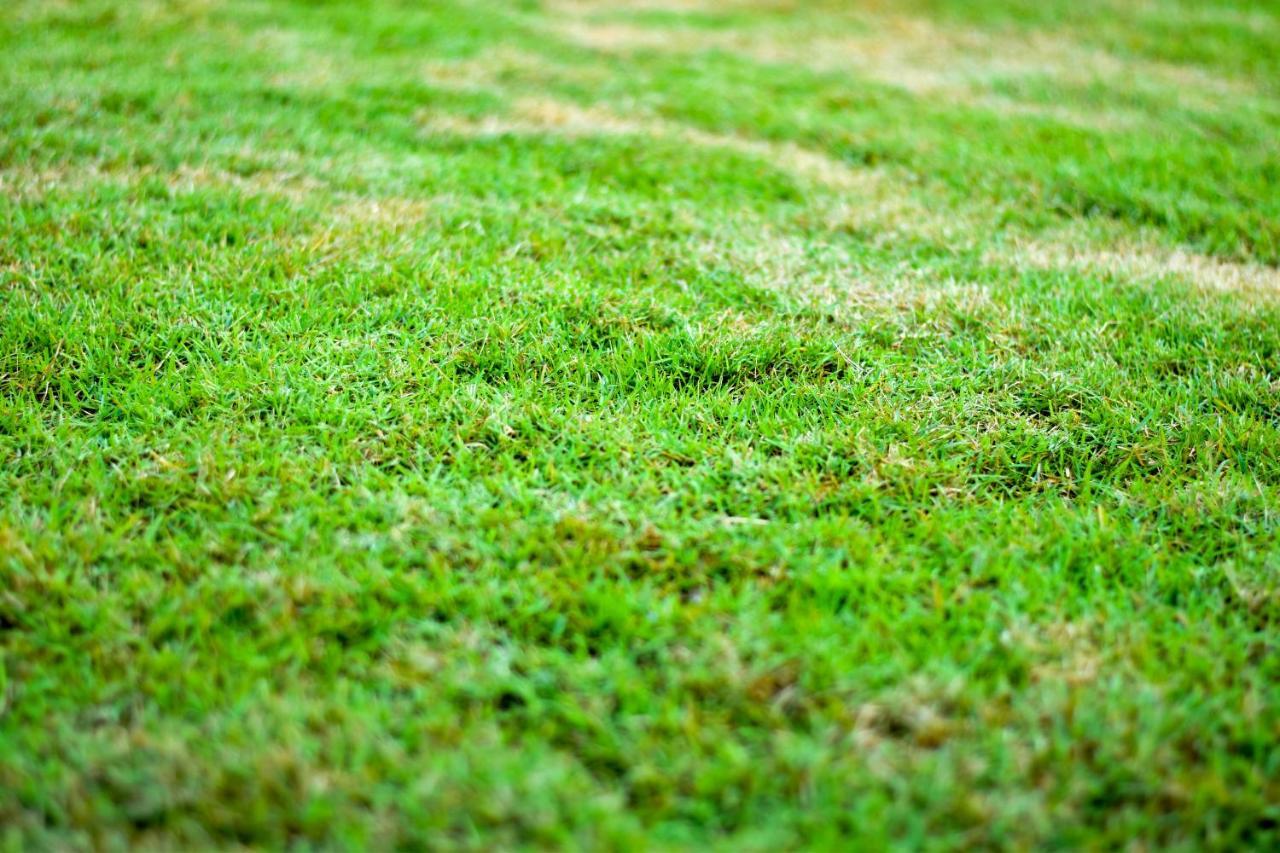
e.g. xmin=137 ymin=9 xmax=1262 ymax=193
xmin=2 ymin=0 xmax=1279 ymax=848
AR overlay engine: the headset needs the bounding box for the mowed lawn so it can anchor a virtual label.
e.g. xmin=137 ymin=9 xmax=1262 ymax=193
xmin=2 ymin=0 xmax=1279 ymax=847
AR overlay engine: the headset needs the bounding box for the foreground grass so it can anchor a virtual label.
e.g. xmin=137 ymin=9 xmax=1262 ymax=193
xmin=2 ymin=0 xmax=1278 ymax=847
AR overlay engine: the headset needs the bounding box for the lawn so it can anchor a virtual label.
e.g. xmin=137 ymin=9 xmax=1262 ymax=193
xmin=2 ymin=0 xmax=1278 ymax=847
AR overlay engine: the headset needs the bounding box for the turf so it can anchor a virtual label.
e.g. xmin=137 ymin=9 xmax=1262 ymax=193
xmin=2 ymin=0 xmax=1279 ymax=848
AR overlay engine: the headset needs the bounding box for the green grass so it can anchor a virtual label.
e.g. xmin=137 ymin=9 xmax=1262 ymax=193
xmin=2 ymin=0 xmax=1279 ymax=848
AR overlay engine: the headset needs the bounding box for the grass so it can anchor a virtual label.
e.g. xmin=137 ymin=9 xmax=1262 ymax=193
xmin=1 ymin=0 xmax=1278 ymax=847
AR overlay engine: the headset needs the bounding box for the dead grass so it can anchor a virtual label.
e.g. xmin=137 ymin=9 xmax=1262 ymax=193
xmin=995 ymin=237 xmax=1280 ymax=299
xmin=421 ymin=96 xmax=941 ymax=214
xmin=548 ymin=2 xmax=1256 ymax=123
xmin=0 ymin=161 xmax=324 ymax=203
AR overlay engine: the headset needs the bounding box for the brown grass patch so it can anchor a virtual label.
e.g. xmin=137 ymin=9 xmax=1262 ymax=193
xmin=994 ymin=237 xmax=1280 ymax=299
xmin=549 ymin=4 xmax=1255 ymax=124
xmin=0 ymin=161 xmax=324 ymax=203
xmin=692 ymin=221 xmax=996 ymax=317
xmin=420 ymin=95 xmax=980 ymax=252
xmin=422 ymin=95 xmax=933 ymax=203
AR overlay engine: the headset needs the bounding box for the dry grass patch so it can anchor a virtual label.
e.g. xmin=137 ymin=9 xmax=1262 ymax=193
xmin=549 ymin=3 xmax=1254 ymax=122
xmin=421 ymin=95 xmax=936 ymax=206
xmin=418 ymin=46 xmax=585 ymax=94
xmin=292 ymin=195 xmax=462 ymax=263
xmin=693 ymin=221 xmax=996 ymax=317
xmin=0 ymin=162 xmax=324 ymax=203
xmin=419 ymin=98 xmax=646 ymax=140
xmin=994 ymin=237 xmax=1280 ymax=300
